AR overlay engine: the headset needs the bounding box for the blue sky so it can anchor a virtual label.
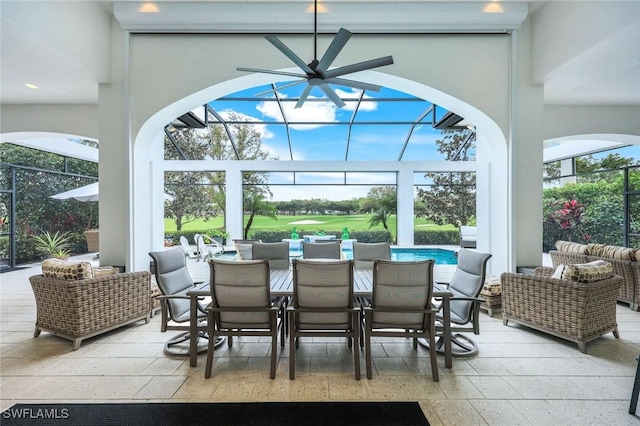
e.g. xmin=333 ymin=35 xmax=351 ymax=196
xmin=209 ymin=84 xmax=450 ymax=164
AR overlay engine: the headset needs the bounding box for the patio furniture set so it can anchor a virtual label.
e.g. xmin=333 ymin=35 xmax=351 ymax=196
xmin=26 ymin=238 xmax=625 ymax=365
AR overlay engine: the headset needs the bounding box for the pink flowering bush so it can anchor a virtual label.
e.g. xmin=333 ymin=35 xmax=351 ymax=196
xmin=547 ymin=199 xmax=591 ymax=243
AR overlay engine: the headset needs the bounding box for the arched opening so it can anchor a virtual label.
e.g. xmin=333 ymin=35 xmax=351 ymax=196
xmin=131 ymin=71 xmax=508 ymax=273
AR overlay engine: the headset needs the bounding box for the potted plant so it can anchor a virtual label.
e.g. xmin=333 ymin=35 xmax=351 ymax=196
xmin=33 ymin=231 xmax=72 ymax=260
xmin=207 ymin=229 xmax=230 ymax=245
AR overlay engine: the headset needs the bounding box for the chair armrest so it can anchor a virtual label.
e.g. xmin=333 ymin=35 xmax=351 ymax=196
xmin=362 ymin=306 xmax=438 ymax=314
xmin=156 ymin=294 xmax=191 ymax=301
xmin=287 ymin=306 xmax=361 ymax=314
xmin=207 ymin=305 xmax=280 ymax=313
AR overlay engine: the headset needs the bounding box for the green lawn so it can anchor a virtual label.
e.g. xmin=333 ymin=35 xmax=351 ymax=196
xmin=164 ymin=214 xmax=454 ymax=233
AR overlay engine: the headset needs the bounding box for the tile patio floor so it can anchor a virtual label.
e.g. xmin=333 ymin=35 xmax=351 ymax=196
xmin=1 ymin=253 xmax=640 ymax=425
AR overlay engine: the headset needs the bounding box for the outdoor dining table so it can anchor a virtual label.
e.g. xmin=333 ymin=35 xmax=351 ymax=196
xmin=187 ymin=268 xmax=454 ymax=369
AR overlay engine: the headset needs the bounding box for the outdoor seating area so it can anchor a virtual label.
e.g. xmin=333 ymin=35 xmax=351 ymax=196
xmin=28 ymin=258 xmax=151 ymax=350
xmin=2 ymin=251 xmax=639 ymax=424
xmin=502 ymin=265 xmax=623 ymax=354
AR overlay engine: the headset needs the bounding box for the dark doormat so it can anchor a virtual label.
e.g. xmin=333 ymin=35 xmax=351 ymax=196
xmin=2 ymin=402 xmax=430 ymax=426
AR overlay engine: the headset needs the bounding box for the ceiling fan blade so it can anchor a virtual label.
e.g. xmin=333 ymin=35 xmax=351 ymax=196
xmin=236 ymin=67 xmax=307 ymax=79
xmin=265 ymin=35 xmax=315 ymax=74
xmin=315 ymin=28 xmax=352 ymax=75
xmin=255 ymin=80 xmax=308 ymax=97
xmin=323 ymin=55 xmax=394 ymax=79
xmin=324 ymin=77 xmax=383 ymax=92
xmin=319 ymin=84 xmax=346 ymax=108
xmin=295 ymin=85 xmax=313 ymax=109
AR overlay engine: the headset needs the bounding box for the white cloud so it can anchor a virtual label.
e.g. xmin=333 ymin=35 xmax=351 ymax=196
xmin=256 ymin=87 xmax=378 ymax=130
xmin=257 ymin=95 xmax=337 ymax=130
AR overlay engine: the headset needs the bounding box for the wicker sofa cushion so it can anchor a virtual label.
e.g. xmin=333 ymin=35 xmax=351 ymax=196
xmin=42 ymin=258 xmax=94 ymax=280
xmin=599 ymin=245 xmax=636 ymax=261
xmin=93 ymin=266 xmax=119 ymax=277
xmin=585 ymin=243 xmax=606 ymax=256
xmin=555 ymin=240 xmax=588 ymax=254
xmin=559 ymin=260 xmax=613 ymax=283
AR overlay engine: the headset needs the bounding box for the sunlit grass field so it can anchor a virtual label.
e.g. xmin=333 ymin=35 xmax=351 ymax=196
xmin=164 ymin=214 xmax=455 ymax=233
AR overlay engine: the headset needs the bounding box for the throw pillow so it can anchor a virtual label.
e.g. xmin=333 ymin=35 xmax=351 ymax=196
xmin=42 ymin=258 xmax=94 ymax=280
xmin=555 ymin=240 xmax=588 ymax=254
xmin=561 ymin=260 xmax=613 ymax=283
xmin=551 ymin=264 xmax=565 ymax=279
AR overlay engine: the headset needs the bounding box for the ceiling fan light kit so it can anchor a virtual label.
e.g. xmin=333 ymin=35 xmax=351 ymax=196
xmin=236 ymin=1 xmax=394 ymax=108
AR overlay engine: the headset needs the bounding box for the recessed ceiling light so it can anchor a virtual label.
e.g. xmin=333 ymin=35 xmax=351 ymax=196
xmin=483 ymin=2 xmax=505 ymax=13
xmin=25 ymin=83 xmax=38 ymax=89
xmin=138 ymin=2 xmax=160 ymax=13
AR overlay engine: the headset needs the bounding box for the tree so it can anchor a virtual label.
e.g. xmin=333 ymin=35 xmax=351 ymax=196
xmin=243 ymin=192 xmax=277 ymax=239
xmin=164 ymin=128 xmax=214 ymax=231
xmin=0 ymin=144 xmax=98 ymax=237
xmin=360 ymin=186 xmax=396 ymax=213
xmin=368 ymin=209 xmax=391 ymax=231
xmin=0 ymin=143 xmax=99 ymax=262
xmin=164 ymin=112 xmax=276 ymax=231
xmin=416 ymin=130 xmax=476 ymax=227
xmin=204 ymin=112 xmax=275 ymax=227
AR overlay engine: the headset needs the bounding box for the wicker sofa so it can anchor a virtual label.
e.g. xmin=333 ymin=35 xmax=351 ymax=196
xmin=501 ymin=266 xmax=623 ymax=353
xmin=29 ymin=259 xmax=151 ymax=350
xmin=549 ymin=240 xmax=639 ymax=310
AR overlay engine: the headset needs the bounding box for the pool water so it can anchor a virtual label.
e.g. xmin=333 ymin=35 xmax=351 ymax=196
xmin=217 ymin=247 xmax=458 ymax=265
xmin=342 ymin=247 xmax=458 ymax=265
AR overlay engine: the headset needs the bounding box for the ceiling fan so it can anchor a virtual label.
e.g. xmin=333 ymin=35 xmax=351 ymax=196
xmin=236 ymin=0 xmax=394 ymax=109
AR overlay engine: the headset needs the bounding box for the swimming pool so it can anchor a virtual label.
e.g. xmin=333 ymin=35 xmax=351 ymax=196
xmin=217 ymin=247 xmax=458 ymax=265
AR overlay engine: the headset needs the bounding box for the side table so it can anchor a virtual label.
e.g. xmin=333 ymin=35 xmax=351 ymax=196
xmin=479 ymin=275 xmax=502 ymax=317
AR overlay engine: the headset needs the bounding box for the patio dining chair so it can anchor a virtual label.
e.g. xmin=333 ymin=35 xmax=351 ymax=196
xmin=149 ymin=248 xmax=211 ymax=356
xmin=252 ymin=241 xmax=290 ymax=270
xmin=353 ymin=242 xmax=391 ymax=269
xmin=206 ymin=259 xmax=285 ymax=379
xmin=288 ymin=259 xmax=360 ymax=379
xmin=232 ymin=239 xmax=262 ymax=260
xmin=431 ymin=248 xmax=492 ymax=356
xmin=302 ymin=241 xmax=342 ymax=259
xmin=363 ymin=259 xmax=439 ymax=381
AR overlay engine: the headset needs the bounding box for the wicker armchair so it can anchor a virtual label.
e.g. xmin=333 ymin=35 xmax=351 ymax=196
xmin=29 ymin=271 xmax=151 ymax=350
xmin=501 ymin=267 xmax=623 ymax=353
xmin=83 ymin=229 xmax=99 ymax=253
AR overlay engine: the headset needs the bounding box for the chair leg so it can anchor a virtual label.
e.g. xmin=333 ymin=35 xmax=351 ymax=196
xmin=352 ymin=313 xmax=361 ymax=380
xmin=365 ymin=313 xmax=373 ymax=379
xmin=629 ymin=354 xmax=640 ymax=414
xmin=270 ymin=327 xmax=277 ymax=379
xmin=204 ymin=319 xmax=215 ymax=378
xmin=289 ymin=310 xmax=296 ymax=380
xmin=428 ymin=320 xmax=439 ymax=382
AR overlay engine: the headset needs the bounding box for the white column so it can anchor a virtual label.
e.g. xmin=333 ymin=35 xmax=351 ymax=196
xmin=560 ymin=158 xmax=576 ymax=185
xmin=396 ymin=166 xmax=415 ymax=246
xmin=150 ymin=132 xmax=166 ymax=251
xmin=98 ymin=22 xmax=130 ymax=271
xmin=225 ymin=165 xmax=244 ymax=242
